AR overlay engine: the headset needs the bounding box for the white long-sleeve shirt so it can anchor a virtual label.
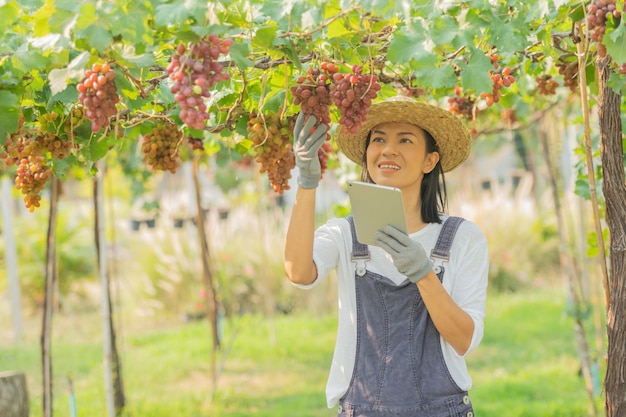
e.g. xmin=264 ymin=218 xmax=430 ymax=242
xmin=294 ymin=214 xmax=489 ymax=408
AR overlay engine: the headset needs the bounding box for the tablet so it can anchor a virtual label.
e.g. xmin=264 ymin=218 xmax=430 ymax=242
xmin=347 ymin=180 xmax=408 ymax=246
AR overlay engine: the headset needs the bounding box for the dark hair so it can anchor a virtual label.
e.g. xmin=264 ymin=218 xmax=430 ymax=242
xmin=360 ymin=130 xmax=447 ymax=224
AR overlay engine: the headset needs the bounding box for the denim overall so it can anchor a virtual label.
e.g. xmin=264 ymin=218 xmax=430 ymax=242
xmin=338 ymin=216 xmax=474 ymax=417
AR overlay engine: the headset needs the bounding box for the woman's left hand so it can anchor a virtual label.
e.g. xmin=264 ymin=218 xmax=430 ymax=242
xmin=373 ymin=225 xmax=432 ymax=283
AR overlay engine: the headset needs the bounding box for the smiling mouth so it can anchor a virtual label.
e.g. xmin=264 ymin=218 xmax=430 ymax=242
xmin=378 ymin=164 xmax=400 ymax=170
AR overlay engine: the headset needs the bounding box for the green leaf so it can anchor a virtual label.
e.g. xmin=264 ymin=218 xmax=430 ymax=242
xmin=11 ymin=45 xmax=50 ymax=74
xmin=327 ymin=17 xmax=351 ymax=39
xmin=459 ymin=48 xmax=493 ymax=94
xmin=0 ymin=90 xmax=20 ymax=142
xmin=229 ymin=41 xmax=254 ymax=69
xmin=74 ymin=3 xmax=112 ymax=53
xmin=430 ymin=15 xmax=459 ymax=46
xmin=47 ymin=51 xmax=91 ymax=95
xmin=253 ymin=25 xmax=279 ymax=49
xmin=155 ymin=1 xmax=206 ymax=27
xmin=418 ymin=65 xmax=457 ymax=90
xmin=0 ymin=1 xmax=19 ymax=33
xmin=387 ymin=29 xmax=429 ymax=64
xmin=88 ymin=137 xmax=111 ymax=162
xmin=604 ymin=24 xmax=626 ymax=65
xmin=109 ymin=45 xmax=156 ymax=69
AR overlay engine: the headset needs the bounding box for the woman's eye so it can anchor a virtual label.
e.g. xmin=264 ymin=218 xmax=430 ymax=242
xmin=400 ymin=138 xmax=413 ymax=143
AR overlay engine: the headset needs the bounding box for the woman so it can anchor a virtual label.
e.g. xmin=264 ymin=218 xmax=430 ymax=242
xmin=284 ymin=95 xmax=488 ymax=417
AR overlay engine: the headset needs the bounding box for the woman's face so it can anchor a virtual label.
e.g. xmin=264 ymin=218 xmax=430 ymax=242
xmin=365 ymin=122 xmax=439 ymax=191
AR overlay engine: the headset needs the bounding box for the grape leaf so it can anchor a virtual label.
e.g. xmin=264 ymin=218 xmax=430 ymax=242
xmin=155 ymin=0 xmax=208 ymax=27
xmin=253 ymin=25 xmax=279 ymax=49
xmin=0 ymin=2 xmax=18 ymax=33
xmin=47 ymin=52 xmax=91 ymax=95
xmin=0 ymin=91 xmax=20 ymax=143
xmin=229 ymin=41 xmax=254 ymax=69
xmin=72 ymin=3 xmax=113 ymax=52
xmin=459 ymin=48 xmax=493 ymax=94
xmin=387 ymin=29 xmax=429 ymax=64
xmin=604 ymin=24 xmax=626 ymax=65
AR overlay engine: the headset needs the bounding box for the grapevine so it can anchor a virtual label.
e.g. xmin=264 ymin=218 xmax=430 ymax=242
xmin=247 ymin=113 xmax=296 ymax=194
xmin=329 ymin=64 xmax=381 ymax=134
xmin=167 ymin=35 xmax=232 ymax=130
xmin=77 ymin=63 xmax=119 ymax=132
xmin=141 ymin=121 xmax=183 ymax=173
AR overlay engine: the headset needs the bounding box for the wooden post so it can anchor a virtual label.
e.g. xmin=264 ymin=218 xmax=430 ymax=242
xmin=0 ymin=371 xmax=29 ymax=417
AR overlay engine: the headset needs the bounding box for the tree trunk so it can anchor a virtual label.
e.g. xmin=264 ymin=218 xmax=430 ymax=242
xmin=93 ymin=168 xmax=125 ymax=416
xmin=597 ymin=55 xmax=626 ymax=417
xmin=0 ymin=372 xmax=29 ymax=417
xmin=539 ymin=119 xmax=597 ymax=416
xmin=191 ymin=157 xmax=220 ymax=401
xmin=41 ymin=177 xmax=59 ymax=417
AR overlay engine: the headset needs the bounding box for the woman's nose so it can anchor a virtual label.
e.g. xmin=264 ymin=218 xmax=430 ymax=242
xmin=382 ymin=142 xmax=398 ymax=155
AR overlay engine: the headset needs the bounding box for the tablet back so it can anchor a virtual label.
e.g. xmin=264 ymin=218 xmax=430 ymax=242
xmin=347 ymin=181 xmax=408 ymax=246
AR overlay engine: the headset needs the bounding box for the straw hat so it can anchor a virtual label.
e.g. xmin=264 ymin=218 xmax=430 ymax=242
xmin=336 ymin=95 xmax=471 ymax=172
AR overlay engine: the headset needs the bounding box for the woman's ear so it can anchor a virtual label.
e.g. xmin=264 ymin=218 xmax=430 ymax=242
xmin=423 ymin=151 xmax=440 ymax=174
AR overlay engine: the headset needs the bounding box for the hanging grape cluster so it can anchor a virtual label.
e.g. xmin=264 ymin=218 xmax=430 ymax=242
xmin=536 ymin=75 xmax=559 ymax=96
xmin=77 ymin=63 xmax=119 ymax=132
xmin=586 ymin=0 xmax=622 ymax=42
xmin=2 ymin=132 xmax=52 ymax=212
xmin=480 ymin=55 xmax=515 ymax=106
xmin=247 ymin=113 xmax=296 ymax=194
xmin=447 ymin=87 xmax=476 ymax=120
xmin=141 ymin=121 xmax=183 ymax=173
xmin=329 ymin=64 xmax=381 ymax=134
xmin=557 ymin=61 xmax=579 ymax=92
xmin=291 ymin=62 xmax=337 ymax=137
xmin=167 ymin=35 xmax=232 ymax=130
xmin=37 ymin=110 xmax=84 ymax=159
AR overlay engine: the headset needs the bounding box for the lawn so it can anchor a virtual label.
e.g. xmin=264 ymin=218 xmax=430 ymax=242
xmin=0 ymin=289 xmax=604 ymax=417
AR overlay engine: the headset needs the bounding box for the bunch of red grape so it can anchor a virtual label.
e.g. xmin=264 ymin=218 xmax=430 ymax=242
xmin=247 ymin=113 xmax=296 ymax=194
xmin=536 ymin=75 xmax=559 ymax=96
xmin=141 ymin=121 xmax=183 ymax=173
xmin=557 ymin=61 xmax=579 ymax=92
xmin=77 ymin=63 xmax=119 ymax=132
xmin=318 ymin=141 xmax=333 ymax=177
xmin=481 ymin=66 xmax=515 ymax=106
xmin=329 ymin=65 xmax=381 ymax=133
xmin=586 ymin=0 xmax=621 ymax=42
xmin=291 ymin=62 xmax=337 ymax=138
xmin=167 ymin=35 xmax=233 ymax=130
xmin=447 ymin=87 xmax=476 ymax=120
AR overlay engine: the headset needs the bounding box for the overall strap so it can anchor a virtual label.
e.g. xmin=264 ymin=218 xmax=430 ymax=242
xmin=347 ymin=216 xmax=370 ymax=276
xmin=430 ymin=216 xmax=465 ymax=262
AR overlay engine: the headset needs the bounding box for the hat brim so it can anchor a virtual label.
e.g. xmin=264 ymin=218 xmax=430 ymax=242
xmin=335 ymin=99 xmax=471 ymax=172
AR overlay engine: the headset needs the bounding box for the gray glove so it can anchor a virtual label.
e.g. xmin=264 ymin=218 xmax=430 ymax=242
xmin=293 ymin=112 xmax=328 ymax=189
xmin=373 ymin=224 xmax=432 ymax=283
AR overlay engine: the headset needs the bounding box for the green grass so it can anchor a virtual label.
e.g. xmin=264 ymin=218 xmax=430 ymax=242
xmin=0 ymin=290 xmax=604 ymax=417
